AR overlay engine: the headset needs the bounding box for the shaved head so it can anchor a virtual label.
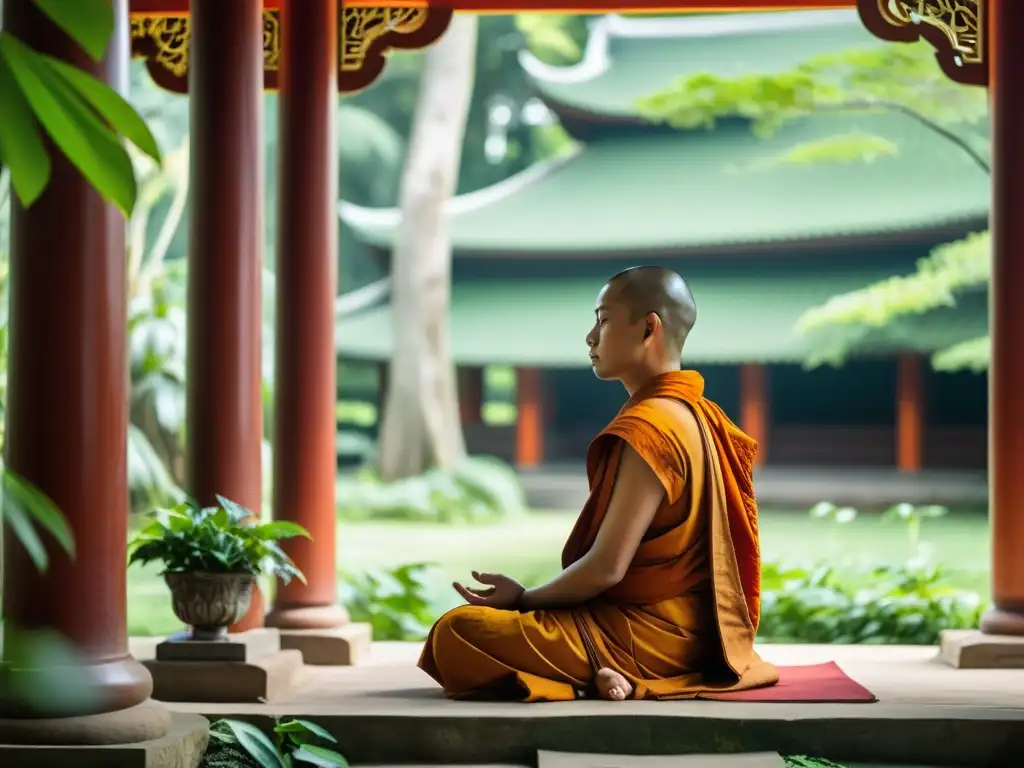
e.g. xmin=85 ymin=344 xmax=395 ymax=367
xmin=606 ymin=266 xmax=697 ymax=357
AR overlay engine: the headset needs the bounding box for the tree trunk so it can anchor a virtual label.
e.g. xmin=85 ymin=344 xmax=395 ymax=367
xmin=376 ymin=16 xmax=477 ymax=482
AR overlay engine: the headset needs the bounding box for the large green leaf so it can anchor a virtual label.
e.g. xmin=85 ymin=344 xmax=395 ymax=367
xmin=0 ymin=35 xmax=136 ymax=214
xmin=45 ymin=55 xmax=161 ymax=162
xmin=293 ymin=744 xmax=349 ymax=767
xmin=223 ymin=720 xmax=287 ymax=768
xmin=0 ymin=53 xmax=51 ymax=206
xmin=29 ymin=0 xmax=115 ymax=62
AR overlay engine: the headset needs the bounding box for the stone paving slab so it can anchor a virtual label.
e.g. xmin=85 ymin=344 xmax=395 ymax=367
xmin=135 ymin=642 xmax=1024 ymax=767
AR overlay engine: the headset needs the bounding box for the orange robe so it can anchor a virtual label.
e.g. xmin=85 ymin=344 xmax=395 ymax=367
xmin=418 ymin=370 xmax=779 ymax=701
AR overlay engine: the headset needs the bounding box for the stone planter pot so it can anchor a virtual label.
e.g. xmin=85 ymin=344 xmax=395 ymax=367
xmin=164 ymin=571 xmax=256 ymax=641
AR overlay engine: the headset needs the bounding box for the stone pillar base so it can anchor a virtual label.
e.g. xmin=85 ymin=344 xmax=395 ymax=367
xmin=0 ymin=702 xmax=207 ymax=768
xmin=939 ymin=629 xmax=1024 ymax=668
xmin=278 ymin=622 xmax=373 ymax=666
xmin=144 ymin=651 xmax=304 ymax=703
xmin=140 ymin=629 xmax=305 ymax=702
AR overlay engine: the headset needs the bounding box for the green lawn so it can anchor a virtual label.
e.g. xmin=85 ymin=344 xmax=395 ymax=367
xmin=127 ymin=507 xmax=990 ymax=637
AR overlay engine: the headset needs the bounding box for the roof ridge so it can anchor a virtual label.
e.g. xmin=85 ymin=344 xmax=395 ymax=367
xmin=520 ymin=9 xmax=862 ymax=87
xmin=338 ymin=146 xmax=582 ymax=228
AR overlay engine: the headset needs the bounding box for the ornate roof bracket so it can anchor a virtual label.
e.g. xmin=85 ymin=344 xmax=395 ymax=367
xmin=130 ymin=5 xmax=453 ymax=94
xmin=856 ymin=0 xmax=988 ymax=87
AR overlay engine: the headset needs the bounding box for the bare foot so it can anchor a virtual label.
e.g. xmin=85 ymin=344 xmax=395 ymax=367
xmin=595 ymin=667 xmax=633 ymax=701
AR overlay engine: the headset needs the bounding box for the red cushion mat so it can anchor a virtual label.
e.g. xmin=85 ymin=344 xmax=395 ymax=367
xmin=701 ymin=662 xmax=877 ymax=703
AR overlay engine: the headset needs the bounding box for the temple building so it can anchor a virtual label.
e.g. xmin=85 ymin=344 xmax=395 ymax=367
xmin=337 ymin=10 xmax=990 ymax=473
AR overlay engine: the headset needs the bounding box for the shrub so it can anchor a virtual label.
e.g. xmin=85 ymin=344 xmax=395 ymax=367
xmin=202 ymin=717 xmax=347 ymax=767
xmin=339 ymin=563 xmax=441 ymax=641
xmin=336 ymin=455 xmax=526 ymax=523
xmin=127 ymin=496 xmax=309 ymax=583
xmin=757 ymin=502 xmax=985 ymax=645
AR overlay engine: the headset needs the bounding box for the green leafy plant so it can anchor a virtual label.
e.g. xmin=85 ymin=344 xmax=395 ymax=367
xmin=337 ymin=455 xmax=526 ymax=523
xmin=758 ymin=502 xmax=984 ymax=645
xmin=202 ymin=717 xmax=347 ymax=768
xmin=0 ymin=0 xmax=160 ymax=213
xmin=339 ymin=563 xmax=441 ymax=641
xmin=784 ymin=758 xmax=848 ymax=768
xmin=127 ymin=496 xmax=309 ymax=583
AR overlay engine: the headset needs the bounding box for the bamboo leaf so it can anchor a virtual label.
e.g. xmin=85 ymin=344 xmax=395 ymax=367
xmin=3 ymin=499 xmax=49 ymax=571
xmin=44 ymin=55 xmax=161 ymax=161
xmin=30 ymin=0 xmax=115 ymax=62
xmin=4 ymin=470 xmax=74 ymax=556
xmin=0 ymin=35 xmax=136 ymax=214
xmin=0 ymin=53 xmax=51 ymax=206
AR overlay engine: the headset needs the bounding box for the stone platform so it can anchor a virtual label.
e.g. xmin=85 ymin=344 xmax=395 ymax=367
xmin=137 ymin=642 xmax=1024 ymax=768
xmin=0 ymin=711 xmax=208 ymax=768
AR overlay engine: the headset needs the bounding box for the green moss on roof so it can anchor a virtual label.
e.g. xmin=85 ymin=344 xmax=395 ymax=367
xmin=335 ymin=266 xmax=986 ymax=368
xmin=340 ymin=113 xmax=989 ymax=256
xmin=526 ymin=12 xmax=881 ymax=119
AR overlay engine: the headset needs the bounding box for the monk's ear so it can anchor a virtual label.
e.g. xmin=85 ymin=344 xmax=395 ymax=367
xmin=644 ymin=312 xmax=662 ymax=345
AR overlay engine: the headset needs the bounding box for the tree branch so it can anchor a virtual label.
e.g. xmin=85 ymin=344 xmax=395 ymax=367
xmin=820 ymin=98 xmax=990 ymax=175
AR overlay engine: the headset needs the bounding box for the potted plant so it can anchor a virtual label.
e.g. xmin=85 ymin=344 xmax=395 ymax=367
xmin=128 ymin=495 xmax=309 ymax=641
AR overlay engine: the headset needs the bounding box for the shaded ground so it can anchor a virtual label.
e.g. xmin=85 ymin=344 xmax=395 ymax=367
xmin=127 ymin=508 xmax=989 ymax=637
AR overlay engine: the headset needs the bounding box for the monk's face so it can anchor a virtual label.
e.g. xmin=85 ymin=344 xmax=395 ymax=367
xmin=586 ymin=283 xmax=647 ymax=380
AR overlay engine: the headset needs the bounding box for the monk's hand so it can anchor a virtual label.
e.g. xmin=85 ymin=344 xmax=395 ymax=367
xmin=454 ymin=570 xmax=525 ymax=610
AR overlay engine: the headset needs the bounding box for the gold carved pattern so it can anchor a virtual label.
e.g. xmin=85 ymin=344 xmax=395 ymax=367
xmin=131 ymin=11 xmax=282 ymax=76
xmin=263 ymin=11 xmax=281 ymax=72
xmin=878 ymin=0 xmax=983 ymax=66
xmin=340 ymin=8 xmax=428 ymax=73
xmin=130 ymin=15 xmax=190 ymax=78
xmin=131 ymin=7 xmax=447 ymax=94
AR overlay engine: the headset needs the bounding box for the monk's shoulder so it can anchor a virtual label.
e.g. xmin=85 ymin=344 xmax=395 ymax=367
xmin=633 ymin=397 xmax=702 ymax=442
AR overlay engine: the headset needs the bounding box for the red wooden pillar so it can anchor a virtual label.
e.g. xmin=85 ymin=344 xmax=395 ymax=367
xmin=516 ymin=368 xmax=544 ymax=468
xmin=266 ymin=0 xmax=347 ymax=631
xmin=188 ymin=0 xmax=266 ymax=632
xmin=896 ymin=354 xmax=924 ymax=473
xmin=984 ymin=0 xmax=1024 ymax=636
xmin=459 ymin=366 xmax=484 ymax=424
xmin=0 ymin=0 xmax=158 ymax=725
xmin=740 ymin=364 xmax=769 ymax=467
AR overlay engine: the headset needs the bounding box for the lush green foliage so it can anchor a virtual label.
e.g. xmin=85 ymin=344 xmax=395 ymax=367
xmin=337 ymin=456 xmax=527 ymax=523
xmin=0 ymin=0 xmax=159 ymax=213
xmin=637 ymin=40 xmax=990 ymax=371
xmin=343 ymin=500 xmax=983 ymax=647
xmin=127 ymin=497 xmax=308 ymax=582
xmin=202 ymin=717 xmax=347 ymax=768
xmin=757 ymin=502 xmax=984 ymax=645
xmin=797 ymin=231 xmax=989 ymax=370
xmin=784 ymin=759 xmax=848 ymax=768
xmin=340 ymin=563 xmax=440 ymax=641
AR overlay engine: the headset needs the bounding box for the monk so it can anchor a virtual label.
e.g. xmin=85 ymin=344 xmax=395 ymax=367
xmin=418 ymin=266 xmax=779 ymax=701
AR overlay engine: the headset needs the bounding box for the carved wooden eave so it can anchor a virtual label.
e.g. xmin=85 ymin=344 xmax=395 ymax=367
xmin=128 ymin=2 xmax=453 ymax=94
xmin=857 ymin=0 xmax=988 ymax=87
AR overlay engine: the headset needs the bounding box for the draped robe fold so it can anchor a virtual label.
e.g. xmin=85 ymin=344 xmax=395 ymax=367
xmin=417 ymin=371 xmax=779 ymax=701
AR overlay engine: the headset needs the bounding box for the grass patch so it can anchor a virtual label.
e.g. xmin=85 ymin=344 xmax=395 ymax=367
xmin=127 ymin=507 xmax=989 ymax=638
